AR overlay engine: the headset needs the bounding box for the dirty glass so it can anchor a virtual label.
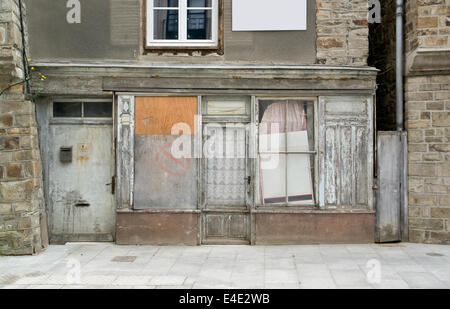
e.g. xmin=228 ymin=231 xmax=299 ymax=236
xmin=258 ymin=100 xmax=315 ymax=205
xmin=154 ymin=0 xmax=179 ymax=7
xmin=53 ymin=102 xmax=82 ymax=118
xmin=154 ymin=10 xmax=179 ymax=39
xmin=188 ymin=0 xmax=212 ymax=7
xmin=204 ymin=124 xmax=247 ymax=206
xmin=83 ymin=102 xmax=113 ymax=118
xmin=187 ymin=9 xmax=212 ymax=40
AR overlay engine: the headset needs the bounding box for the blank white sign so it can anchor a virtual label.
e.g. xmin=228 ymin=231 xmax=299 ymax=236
xmin=232 ymin=0 xmax=307 ymax=31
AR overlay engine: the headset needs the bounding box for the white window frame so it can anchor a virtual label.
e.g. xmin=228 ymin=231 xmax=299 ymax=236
xmin=146 ymin=0 xmax=219 ymax=48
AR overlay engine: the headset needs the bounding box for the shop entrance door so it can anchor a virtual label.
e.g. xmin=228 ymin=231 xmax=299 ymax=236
xmin=201 ymin=123 xmax=251 ymax=244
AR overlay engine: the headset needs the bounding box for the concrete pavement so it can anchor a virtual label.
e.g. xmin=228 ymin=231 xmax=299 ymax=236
xmin=0 ymin=243 xmax=449 ymax=289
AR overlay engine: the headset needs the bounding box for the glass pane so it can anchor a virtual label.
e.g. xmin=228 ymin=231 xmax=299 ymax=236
xmin=259 ymin=154 xmax=286 ymax=204
xmin=287 ymin=154 xmax=314 ymax=204
xmin=53 ymin=102 xmax=82 ymax=118
xmin=154 ymin=0 xmax=178 ymax=7
xmin=287 ymin=100 xmax=315 ymax=152
xmin=154 ymin=10 xmax=179 ymax=39
xmin=187 ymin=9 xmax=211 ymax=40
xmin=188 ymin=0 xmax=212 ymax=7
xmin=258 ymin=100 xmax=286 ymax=153
xmin=207 ymin=101 xmax=246 ymax=115
xmin=83 ymin=102 xmax=112 ymax=118
xmin=205 ymin=125 xmax=246 ymax=206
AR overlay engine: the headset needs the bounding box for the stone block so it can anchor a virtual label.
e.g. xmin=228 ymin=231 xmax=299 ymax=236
xmin=409 ymin=218 xmax=445 ymax=231
xmin=409 ymin=194 xmax=437 ymax=206
xmin=409 ymin=163 xmax=436 ymax=176
xmin=0 ymin=179 xmax=33 ymax=202
xmin=432 ymin=112 xmax=450 ymax=127
xmin=6 ymin=163 xmax=22 ymax=178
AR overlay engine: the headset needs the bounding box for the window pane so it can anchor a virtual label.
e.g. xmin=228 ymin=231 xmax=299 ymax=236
xmin=287 ymin=154 xmax=314 ymax=204
xmin=287 ymin=100 xmax=315 ymax=152
xmin=154 ymin=10 xmax=179 ymax=39
xmin=83 ymin=102 xmax=112 ymax=118
xmin=187 ymin=9 xmax=211 ymax=40
xmin=154 ymin=0 xmax=178 ymax=7
xmin=188 ymin=0 xmax=212 ymax=7
xmin=207 ymin=101 xmax=246 ymax=115
xmin=260 ymin=154 xmax=286 ymax=204
xmin=258 ymin=100 xmax=286 ymax=153
xmin=53 ymin=102 xmax=82 ymax=118
xmin=205 ymin=125 xmax=247 ymax=206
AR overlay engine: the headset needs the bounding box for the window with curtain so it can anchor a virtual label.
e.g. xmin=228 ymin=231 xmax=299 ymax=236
xmin=258 ymin=99 xmax=315 ymax=205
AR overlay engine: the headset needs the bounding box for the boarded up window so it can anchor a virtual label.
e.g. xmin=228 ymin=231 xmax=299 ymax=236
xmin=133 ymin=97 xmax=198 ymax=209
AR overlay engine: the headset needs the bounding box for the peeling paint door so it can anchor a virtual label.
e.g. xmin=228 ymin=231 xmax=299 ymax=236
xmin=202 ymin=124 xmax=251 ymax=244
xmin=48 ymin=124 xmax=114 ymax=243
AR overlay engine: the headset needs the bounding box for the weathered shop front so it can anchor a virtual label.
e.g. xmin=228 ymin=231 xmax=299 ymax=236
xmin=110 ymin=65 xmax=377 ymax=245
xmin=23 ymin=0 xmax=378 ymax=246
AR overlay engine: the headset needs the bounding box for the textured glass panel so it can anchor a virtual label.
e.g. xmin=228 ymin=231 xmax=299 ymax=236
xmin=207 ymin=101 xmax=246 ymax=115
xmin=188 ymin=0 xmax=212 ymax=7
xmin=53 ymin=102 xmax=82 ymax=118
xmin=187 ymin=9 xmax=211 ymax=40
xmin=205 ymin=125 xmax=246 ymax=206
xmin=153 ymin=10 xmax=179 ymax=39
xmin=83 ymin=102 xmax=112 ymax=118
xmin=154 ymin=0 xmax=179 ymax=7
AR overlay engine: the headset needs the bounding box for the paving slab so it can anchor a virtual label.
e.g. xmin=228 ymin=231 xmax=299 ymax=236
xmin=0 ymin=243 xmax=449 ymax=289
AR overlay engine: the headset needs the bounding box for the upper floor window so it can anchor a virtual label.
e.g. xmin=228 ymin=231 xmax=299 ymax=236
xmin=146 ymin=0 xmax=219 ymax=48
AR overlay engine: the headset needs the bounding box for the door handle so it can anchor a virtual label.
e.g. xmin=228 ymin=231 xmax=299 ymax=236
xmin=244 ymin=176 xmax=251 ymax=185
xmin=105 ymin=176 xmax=116 ymax=195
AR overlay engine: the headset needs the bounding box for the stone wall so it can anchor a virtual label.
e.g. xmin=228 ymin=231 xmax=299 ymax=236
xmin=316 ymin=0 xmax=369 ymax=65
xmin=0 ymin=0 xmax=47 ymax=255
xmin=406 ymin=75 xmax=450 ymax=244
xmin=405 ymin=0 xmax=450 ymax=245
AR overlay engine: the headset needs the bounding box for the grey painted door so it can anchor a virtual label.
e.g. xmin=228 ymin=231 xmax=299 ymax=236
xmin=48 ymin=124 xmax=115 ymax=243
xmin=202 ymin=124 xmax=251 ymax=244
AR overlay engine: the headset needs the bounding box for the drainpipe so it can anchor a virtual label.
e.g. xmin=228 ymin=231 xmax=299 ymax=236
xmin=396 ymin=0 xmax=404 ymax=131
xmin=396 ymin=0 xmax=408 ymax=241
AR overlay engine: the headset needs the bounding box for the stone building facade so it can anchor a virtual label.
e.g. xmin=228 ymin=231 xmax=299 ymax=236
xmin=371 ymin=0 xmax=450 ymax=244
xmin=0 ymin=0 xmax=47 ymax=255
xmin=405 ymin=0 xmax=450 ymax=244
xmin=0 ymin=0 xmax=378 ymax=253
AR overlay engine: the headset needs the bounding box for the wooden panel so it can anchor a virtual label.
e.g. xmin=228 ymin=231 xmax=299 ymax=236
xmin=116 ymin=212 xmax=199 ymax=245
xmin=355 ymin=127 xmax=368 ymax=205
xmin=206 ymin=215 xmax=226 ymax=237
xmin=376 ymin=132 xmax=401 ymax=242
xmin=229 ymin=215 xmax=247 ymax=238
xmin=255 ymin=213 xmax=375 ymax=244
xmin=340 ymin=126 xmax=353 ymax=205
xmin=135 ymin=97 xmax=198 ymax=135
xmin=134 ymin=135 xmax=197 ymax=210
xmin=325 ymin=127 xmax=337 ymax=205
xmin=204 ymin=213 xmax=249 ymax=243
xmin=320 ymin=96 xmax=373 ymax=210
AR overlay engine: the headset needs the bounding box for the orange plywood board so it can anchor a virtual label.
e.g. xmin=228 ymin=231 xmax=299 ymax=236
xmin=135 ymin=97 xmax=198 ymax=135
